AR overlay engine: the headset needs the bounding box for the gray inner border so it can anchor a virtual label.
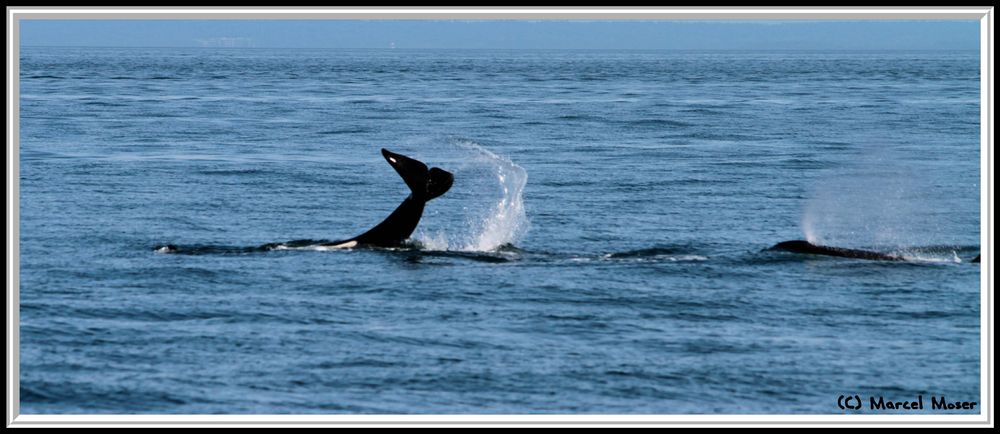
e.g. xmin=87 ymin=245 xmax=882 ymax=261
xmin=5 ymin=6 xmax=994 ymax=428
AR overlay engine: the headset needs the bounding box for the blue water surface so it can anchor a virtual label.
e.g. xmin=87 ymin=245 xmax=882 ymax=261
xmin=19 ymin=47 xmax=981 ymax=414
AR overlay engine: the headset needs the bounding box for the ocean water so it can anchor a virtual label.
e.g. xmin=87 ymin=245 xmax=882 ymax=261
xmin=18 ymin=47 xmax=981 ymax=414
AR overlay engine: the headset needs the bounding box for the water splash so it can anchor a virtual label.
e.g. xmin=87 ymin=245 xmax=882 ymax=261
xmin=459 ymin=142 xmax=529 ymax=252
xmin=896 ymin=251 xmax=962 ymax=264
xmin=894 ymin=245 xmax=975 ymax=264
xmin=412 ymin=230 xmax=450 ymax=251
xmin=413 ymin=139 xmax=529 ymax=252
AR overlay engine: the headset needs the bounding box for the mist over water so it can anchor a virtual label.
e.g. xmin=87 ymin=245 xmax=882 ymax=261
xmin=19 ymin=47 xmax=980 ymax=414
xmin=800 ymin=146 xmax=976 ymax=261
xmin=802 ymin=164 xmax=916 ymax=247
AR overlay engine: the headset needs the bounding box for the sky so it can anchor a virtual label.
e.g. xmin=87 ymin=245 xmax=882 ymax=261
xmin=19 ymin=20 xmax=980 ymax=51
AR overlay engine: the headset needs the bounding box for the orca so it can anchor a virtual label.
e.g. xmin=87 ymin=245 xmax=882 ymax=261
xmin=768 ymin=240 xmax=904 ymax=261
xmin=320 ymin=148 xmax=453 ymax=248
xmin=155 ymin=149 xmax=452 ymax=254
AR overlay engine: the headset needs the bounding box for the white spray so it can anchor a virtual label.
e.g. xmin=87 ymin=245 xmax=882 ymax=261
xmin=413 ymin=140 xmax=529 ymax=252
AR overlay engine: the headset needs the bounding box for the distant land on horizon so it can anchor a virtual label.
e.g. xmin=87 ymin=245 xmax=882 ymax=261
xmin=20 ymin=20 xmax=980 ymax=51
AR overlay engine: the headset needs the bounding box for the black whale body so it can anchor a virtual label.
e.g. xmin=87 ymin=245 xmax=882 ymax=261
xmin=156 ymin=149 xmax=452 ymax=254
xmin=768 ymin=240 xmax=904 ymax=261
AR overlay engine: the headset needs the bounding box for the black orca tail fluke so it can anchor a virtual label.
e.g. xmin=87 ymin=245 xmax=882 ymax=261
xmin=425 ymin=167 xmax=454 ymax=201
xmin=768 ymin=239 xmax=904 ymax=261
xmin=331 ymin=149 xmax=453 ymax=247
xmin=381 ymin=148 xmax=453 ymax=202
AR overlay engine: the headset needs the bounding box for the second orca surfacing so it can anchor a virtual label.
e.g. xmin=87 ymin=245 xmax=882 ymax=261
xmin=768 ymin=240 xmax=905 ymax=261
